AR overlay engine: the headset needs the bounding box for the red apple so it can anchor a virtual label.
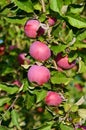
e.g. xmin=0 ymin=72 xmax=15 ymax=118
xmin=9 ymin=45 xmax=17 ymax=50
xmin=55 ymin=53 xmax=76 ymax=70
xmin=12 ymin=80 xmax=22 ymax=87
xmin=36 ymin=107 xmax=44 ymax=113
xmin=29 ymin=41 xmax=51 ymax=61
xmin=74 ymin=83 xmax=83 ymax=91
xmin=78 ymin=125 xmax=86 ymax=130
xmin=0 ymin=45 xmax=5 ymax=56
xmin=27 ymin=65 xmax=50 ymax=85
xmin=45 ymin=91 xmax=62 ymax=106
xmin=18 ymin=53 xmax=30 ymax=65
xmin=4 ymin=103 xmax=10 ymax=110
xmin=48 ymin=17 xmax=56 ymax=26
xmin=24 ymin=19 xmax=44 ymax=38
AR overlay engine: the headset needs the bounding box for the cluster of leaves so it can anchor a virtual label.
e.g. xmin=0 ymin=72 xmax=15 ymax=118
xmin=0 ymin=0 xmax=86 ymax=130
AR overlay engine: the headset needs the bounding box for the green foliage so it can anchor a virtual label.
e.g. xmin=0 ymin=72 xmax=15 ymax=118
xmin=0 ymin=126 xmax=9 ymax=130
xmin=0 ymin=84 xmax=19 ymax=94
xmin=60 ymin=123 xmax=73 ymax=130
xmin=0 ymin=0 xmax=86 ymax=129
xmin=11 ymin=109 xmax=21 ymax=130
xmin=65 ymin=14 xmax=86 ymax=28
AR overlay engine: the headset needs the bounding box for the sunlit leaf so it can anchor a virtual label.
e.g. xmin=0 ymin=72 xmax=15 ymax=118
xmin=78 ymin=109 xmax=86 ymax=119
xmin=11 ymin=109 xmax=21 ymax=129
xmin=12 ymin=0 xmax=33 ymax=13
xmin=35 ymin=90 xmax=47 ymax=103
xmin=0 ymin=126 xmax=9 ymax=130
xmin=0 ymin=97 xmax=11 ymax=106
xmin=49 ymin=0 xmax=63 ymax=14
xmin=65 ymin=14 xmax=86 ymax=28
xmin=4 ymin=17 xmax=28 ymax=24
xmin=60 ymin=123 xmax=73 ymax=130
xmin=51 ymin=45 xmax=67 ymax=55
xmin=0 ymin=84 xmax=18 ymax=94
xmin=51 ymin=72 xmax=73 ymax=84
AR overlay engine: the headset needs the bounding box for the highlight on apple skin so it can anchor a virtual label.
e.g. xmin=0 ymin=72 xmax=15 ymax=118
xmin=18 ymin=53 xmax=30 ymax=65
xmin=29 ymin=41 xmax=51 ymax=61
xmin=24 ymin=19 xmax=44 ymax=38
xmin=27 ymin=65 xmax=50 ymax=85
xmin=45 ymin=91 xmax=62 ymax=106
xmin=55 ymin=52 xmax=76 ymax=70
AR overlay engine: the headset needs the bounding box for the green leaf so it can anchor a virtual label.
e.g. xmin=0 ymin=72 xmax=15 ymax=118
xmin=51 ymin=45 xmax=67 ymax=55
xmin=22 ymin=79 xmax=29 ymax=92
xmin=76 ymin=31 xmax=86 ymax=41
xmin=63 ymin=0 xmax=73 ymax=5
xmin=35 ymin=90 xmax=47 ymax=103
xmin=68 ymin=5 xmax=84 ymax=14
xmin=11 ymin=109 xmax=21 ymax=130
xmin=0 ymin=126 xmax=9 ymax=130
xmin=65 ymin=14 xmax=86 ymax=28
xmin=0 ymin=0 xmax=8 ymax=7
xmin=49 ymin=0 xmax=63 ymax=14
xmin=1 ymin=66 xmax=15 ymax=76
xmin=0 ymin=97 xmax=11 ymax=106
xmin=33 ymin=2 xmax=41 ymax=11
xmin=65 ymin=30 xmax=73 ymax=43
xmin=78 ymin=109 xmax=86 ymax=119
xmin=0 ymin=84 xmax=19 ymax=94
xmin=64 ymin=103 xmax=71 ymax=112
xmin=4 ymin=17 xmax=28 ymax=25
xmin=3 ymin=111 xmax=11 ymax=121
xmin=25 ymin=92 xmax=35 ymax=109
xmin=78 ymin=60 xmax=86 ymax=73
xmin=71 ymin=105 xmax=78 ymax=112
xmin=60 ymin=123 xmax=73 ymax=130
xmin=51 ymin=72 xmax=73 ymax=85
xmin=38 ymin=122 xmax=53 ymax=130
xmin=70 ymin=41 xmax=86 ymax=50
xmin=12 ymin=0 xmax=33 ymax=13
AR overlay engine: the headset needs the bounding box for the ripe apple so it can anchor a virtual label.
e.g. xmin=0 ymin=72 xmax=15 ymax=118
xmin=27 ymin=65 xmax=50 ymax=85
xmin=4 ymin=103 xmax=10 ymax=110
xmin=36 ymin=107 xmax=44 ymax=113
xmin=45 ymin=91 xmax=62 ymax=106
xmin=24 ymin=19 xmax=44 ymax=38
xmin=78 ymin=125 xmax=86 ymax=130
xmin=29 ymin=41 xmax=51 ymax=61
xmin=55 ymin=52 xmax=76 ymax=70
xmin=48 ymin=17 xmax=56 ymax=26
xmin=0 ymin=45 xmax=5 ymax=56
xmin=74 ymin=83 xmax=83 ymax=91
xmin=9 ymin=45 xmax=17 ymax=50
xmin=12 ymin=80 xmax=22 ymax=87
xmin=18 ymin=53 xmax=30 ymax=65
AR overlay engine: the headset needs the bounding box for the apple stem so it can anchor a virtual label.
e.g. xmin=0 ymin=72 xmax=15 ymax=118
xmin=47 ymin=23 xmax=52 ymax=38
xmin=52 ymin=60 xmax=58 ymax=70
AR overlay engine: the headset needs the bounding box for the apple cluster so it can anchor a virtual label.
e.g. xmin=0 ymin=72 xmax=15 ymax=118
xmin=22 ymin=18 xmax=77 ymax=107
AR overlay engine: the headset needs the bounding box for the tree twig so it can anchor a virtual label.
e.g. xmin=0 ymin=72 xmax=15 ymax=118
xmin=41 ymin=0 xmax=46 ymax=13
xmin=0 ymin=94 xmax=20 ymax=125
